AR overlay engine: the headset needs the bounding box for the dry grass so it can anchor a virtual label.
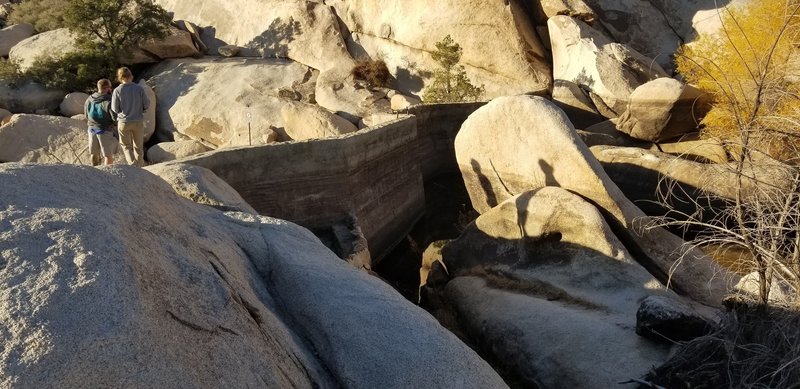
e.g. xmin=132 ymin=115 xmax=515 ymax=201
xmin=645 ymin=303 xmax=800 ymax=388
xmin=350 ymin=58 xmax=393 ymax=88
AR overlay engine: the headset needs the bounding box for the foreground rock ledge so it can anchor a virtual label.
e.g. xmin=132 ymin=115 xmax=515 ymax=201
xmin=0 ymin=163 xmax=506 ymax=388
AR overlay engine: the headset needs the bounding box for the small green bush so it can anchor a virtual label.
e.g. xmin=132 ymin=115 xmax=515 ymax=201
xmin=423 ymin=35 xmax=484 ymax=103
xmin=351 ymin=58 xmax=393 ymax=88
xmin=8 ymin=0 xmax=70 ymax=32
xmin=26 ymin=49 xmax=118 ymax=92
xmin=0 ymin=59 xmax=26 ymax=88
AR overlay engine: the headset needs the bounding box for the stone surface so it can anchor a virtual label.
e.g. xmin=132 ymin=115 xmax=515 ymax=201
xmin=139 ymin=80 xmax=157 ymax=143
xmin=9 ymin=29 xmax=79 ymax=72
xmin=0 ymin=81 xmax=63 ymax=113
xmin=217 ymin=44 xmax=241 ymax=57
xmin=174 ymin=19 xmax=207 ymax=53
xmin=654 ymin=133 xmax=728 ymax=164
xmin=390 ymin=93 xmax=421 ymax=110
xmin=617 ymin=78 xmax=712 ymax=142
xmin=0 ymin=107 xmax=10 ymax=121
xmin=636 ymin=295 xmax=719 ymax=343
xmin=154 ymin=0 xmax=355 ymax=71
xmin=280 ymin=101 xmax=358 ymax=141
xmin=146 ymin=140 xmax=212 ymax=163
xmin=145 ymin=161 xmax=256 ymax=214
xmin=129 ymin=26 xmax=200 ymax=63
xmin=590 ymin=145 xmax=744 ymax=216
xmin=358 ymin=113 xmax=401 ymax=129
xmin=0 ymin=114 xmax=107 ymax=164
xmin=551 ymin=79 xmax=604 ymax=129
xmin=315 ymin=67 xmax=392 ymax=122
xmin=0 ymin=163 xmax=507 ymax=388
xmin=437 ymin=188 xmax=673 ymax=387
xmin=59 ymin=92 xmax=89 ymax=117
xmin=539 ymin=0 xmax=596 ymax=22
xmin=548 ymin=15 xmax=667 ymax=117
xmin=0 ymin=23 xmax=34 ymax=57
xmin=454 ymin=95 xmax=734 ymax=306
xmin=328 ymin=0 xmax=551 ymax=98
xmin=146 ymin=57 xmax=311 ymax=147
xmin=582 ymin=0 xmax=748 ymax=70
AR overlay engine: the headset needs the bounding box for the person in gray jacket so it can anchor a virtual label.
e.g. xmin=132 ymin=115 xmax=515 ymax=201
xmin=84 ymin=78 xmax=117 ymax=166
xmin=111 ymin=67 xmax=150 ymax=166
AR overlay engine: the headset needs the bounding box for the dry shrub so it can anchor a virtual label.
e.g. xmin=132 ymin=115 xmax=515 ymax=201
xmin=350 ymin=58 xmax=392 ymax=88
xmin=646 ymin=302 xmax=800 ymax=388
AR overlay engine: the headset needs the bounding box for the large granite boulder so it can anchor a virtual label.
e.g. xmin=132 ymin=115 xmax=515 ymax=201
xmin=154 ymin=0 xmax=354 ymax=71
xmin=434 ymin=188 xmax=674 ymax=387
xmin=0 ymin=114 xmax=103 ymax=164
xmin=551 ymin=79 xmax=605 ymax=129
xmin=145 ymin=140 xmax=212 ymax=163
xmin=145 ymin=161 xmax=256 ymax=214
xmin=590 ymin=145 xmax=738 ymax=218
xmin=616 ymin=78 xmax=712 ymax=142
xmin=138 ymin=80 xmax=157 ymax=142
xmin=0 ymin=163 xmax=508 ymax=388
xmin=315 ymin=67 xmax=392 ymax=122
xmin=59 ymin=92 xmax=89 ymax=117
xmin=8 ymin=29 xmax=79 ymax=72
xmin=0 ymin=23 xmax=34 ymax=57
xmin=327 ymin=0 xmax=552 ymax=98
xmin=581 ymin=0 xmax=748 ymax=70
xmin=147 ymin=58 xmax=312 ymax=147
xmin=0 ymin=81 xmax=64 ymax=113
xmin=454 ymin=95 xmax=734 ymax=306
xmin=548 ymin=15 xmax=667 ymax=117
xmin=128 ymin=26 xmax=200 ymax=63
xmin=280 ymin=101 xmax=358 ymax=141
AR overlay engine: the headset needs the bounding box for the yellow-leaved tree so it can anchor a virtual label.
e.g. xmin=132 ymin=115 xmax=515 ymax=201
xmin=676 ymin=0 xmax=800 ymax=160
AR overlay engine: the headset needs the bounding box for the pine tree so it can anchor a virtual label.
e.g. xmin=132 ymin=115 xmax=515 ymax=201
xmin=423 ymin=35 xmax=484 ymax=103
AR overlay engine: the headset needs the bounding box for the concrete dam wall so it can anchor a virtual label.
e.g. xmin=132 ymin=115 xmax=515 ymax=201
xmin=181 ymin=103 xmax=484 ymax=261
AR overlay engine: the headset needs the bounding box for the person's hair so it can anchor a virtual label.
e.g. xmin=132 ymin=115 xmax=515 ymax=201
xmin=97 ymin=79 xmax=112 ymax=92
xmin=116 ymin=67 xmax=133 ymax=83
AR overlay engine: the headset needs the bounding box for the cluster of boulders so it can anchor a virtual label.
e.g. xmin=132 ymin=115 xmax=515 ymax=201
xmin=0 ymin=0 xmax=769 ymax=387
xmin=0 ymin=0 xmax=739 ymax=165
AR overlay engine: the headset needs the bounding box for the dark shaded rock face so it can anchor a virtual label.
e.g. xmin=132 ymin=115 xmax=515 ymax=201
xmin=636 ymin=295 xmax=720 ymax=343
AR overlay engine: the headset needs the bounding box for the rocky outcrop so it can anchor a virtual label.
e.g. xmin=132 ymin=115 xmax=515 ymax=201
xmin=153 ymin=0 xmax=354 ymax=71
xmin=454 ymin=95 xmax=734 ymax=306
xmin=582 ymin=0 xmax=743 ymax=70
xmin=129 ymin=26 xmax=200 ymax=63
xmin=327 ymin=0 xmax=552 ymax=98
xmin=617 ymin=78 xmax=711 ymax=142
xmin=548 ymin=15 xmax=667 ymax=117
xmin=147 ymin=58 xmax=312 ymax=147
xmin=59 ymin=92 xmax=89 ymax=117
xmin=434 ymin=188 xmax=673 ymax=387
xmin=315 ymin=67 xmax=391 ymax=122
xmin=0 ymin=114 xmax=101 ymax=164
xmin=0 ymin=23 xmax=34 ymax=57
xmin=0 ymin=81 xmax=64 ymax=113
xmin=539 ymin=0 xmax=596 ymax=22
xmin=280 ymin=101 xmax=358 ymax=141
xmin=0 ymin=163 xmax=507 ymax=388
xmin=146 ymin=140 xmax=212 ymax=163
xmin=145 ymin=161 xmax=256 ymax=214
xmin=551 ymin=79 xmax=604 ymax=129
xmin=636 ymin=295 xmax=719 ymax=343
xmin=8 ymin=29 xmax=79 ymax=72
